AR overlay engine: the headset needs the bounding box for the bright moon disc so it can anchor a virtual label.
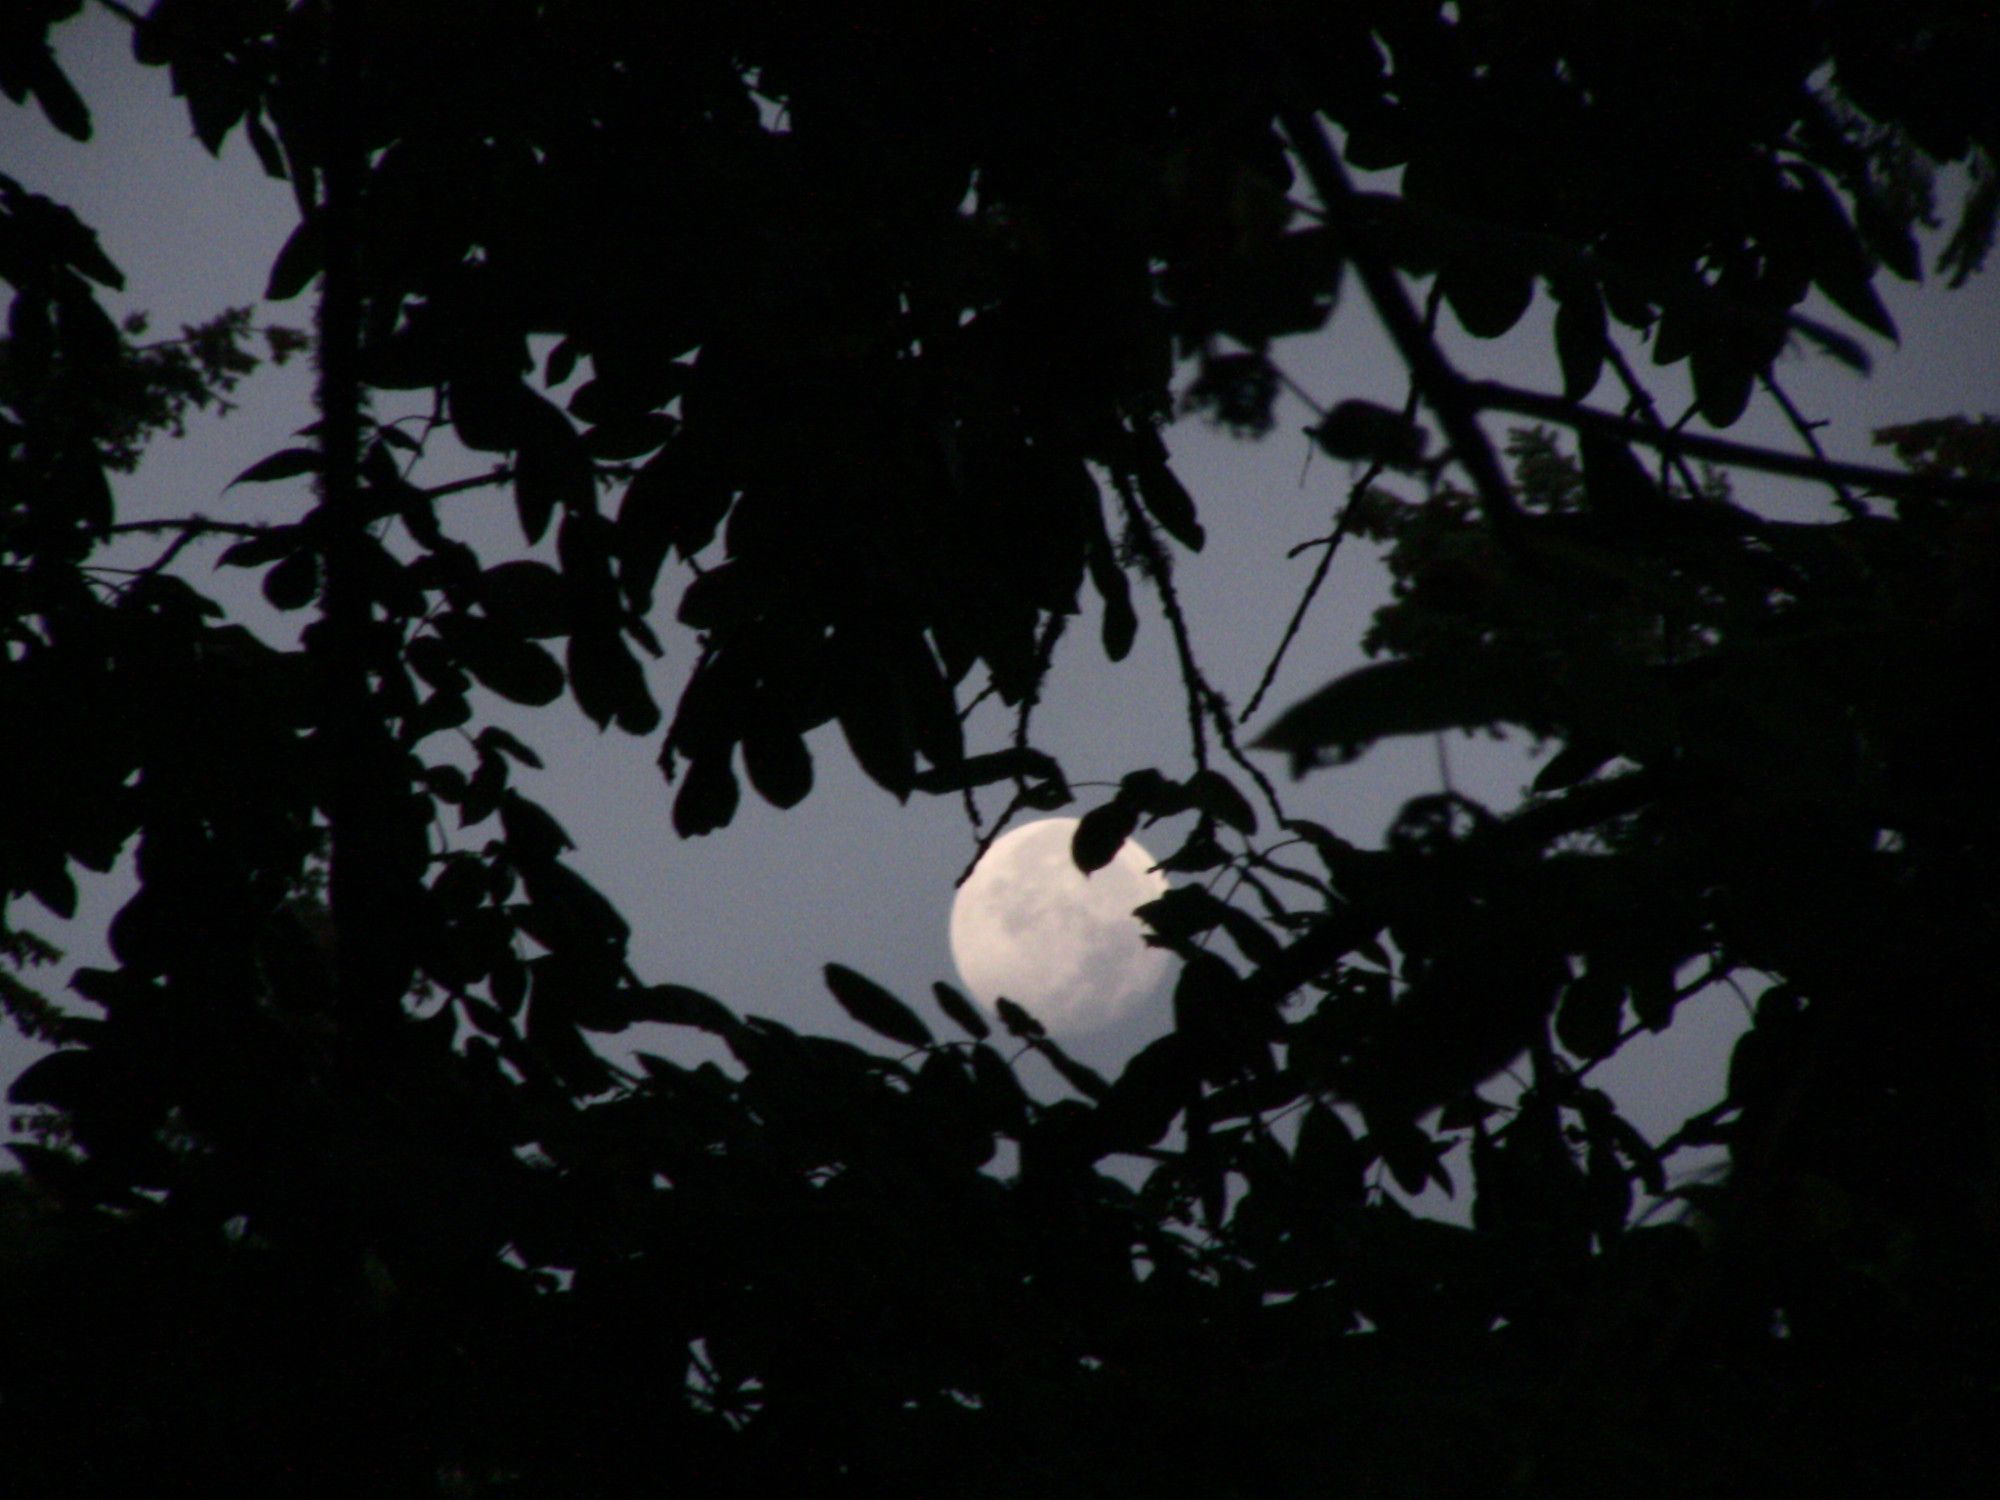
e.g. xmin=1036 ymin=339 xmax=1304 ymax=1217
xmin=949 ymin=817 xmax=1171 ymax=1035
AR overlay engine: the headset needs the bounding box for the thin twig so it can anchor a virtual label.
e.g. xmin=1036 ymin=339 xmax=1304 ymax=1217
xmin=1602 ymin=338 xmax=1706 ymax=497
xmin=1112 ymin=469 xmax=1208 ymax=770
xmin=1760 ymin=372 xmax=1868 ymax=518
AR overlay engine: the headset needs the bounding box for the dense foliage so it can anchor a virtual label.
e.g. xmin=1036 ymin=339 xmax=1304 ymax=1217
xmin=5 ymin=3 xmax=1998 ymax=1494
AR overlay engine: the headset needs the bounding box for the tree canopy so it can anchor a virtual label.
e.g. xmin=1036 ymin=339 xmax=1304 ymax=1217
xmin=4 ymin=3 xmax=1999 ymax=1494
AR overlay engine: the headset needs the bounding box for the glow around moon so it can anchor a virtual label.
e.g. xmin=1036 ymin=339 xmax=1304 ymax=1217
xmin=948 ymin=817 xmax=1171 ymax=1035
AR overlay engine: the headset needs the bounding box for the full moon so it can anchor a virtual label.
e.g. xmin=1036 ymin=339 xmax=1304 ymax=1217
xmin=948 ymin=817 xmax=1171 ymax=1035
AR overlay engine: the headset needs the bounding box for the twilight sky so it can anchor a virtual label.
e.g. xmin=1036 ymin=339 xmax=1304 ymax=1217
xmin=7 ymin=8 xmax=1998 ymax=1179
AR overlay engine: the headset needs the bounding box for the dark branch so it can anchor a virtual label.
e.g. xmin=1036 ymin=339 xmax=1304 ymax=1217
xmin=1279 ymin=106 xmax=1523 ymax=535
xmin=1466 ymin=381 xmax=1999 ymax=504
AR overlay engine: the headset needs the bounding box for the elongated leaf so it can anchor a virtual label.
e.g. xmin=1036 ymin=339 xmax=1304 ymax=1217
xmin=932 ymin=980 xmax=991 ymax=1040
xmin=910 ymin=747 xmax=1065 ymax=797
xmin=1253 ymin=652 xmax=1549 ymax=773
xmin=1135 ymin=450 xmax=1204 ymax=550
xmin=265 ymin=215 xmax=321 ymax=300
xmin=632 ymin=984 xmax=742 ymax=1038
xmin=1312 ymin=399 xmax=1427 ymax=469
xmin=1553 ymin=279 xmax=1607 ymax=401
xmin=824 ymin=964 xmax=934 ymax=1049
xmin=1030 ymin=1035 xmax=1109 ymax=1100
xmin=228 ymin=448 xmax=320 ymax=487
xmin=995 ymin=997 xmax=1047 ymax=1039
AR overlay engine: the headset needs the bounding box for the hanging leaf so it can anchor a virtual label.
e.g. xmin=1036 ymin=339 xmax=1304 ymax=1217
xmin=1072 ymin=798 xmax=1140 ymax=874
xmin=836 ymin=662 xmax=915 ymax=800
xmin=742 ymin=720 xmax=813 ymax=808
xmin=1555 ymin=970 xmax=1626 ymax=1061
xmin=1441 ymin=252 xmax=1534 ymax=339
xmin=670 ymin=750 xmax=740 ymax=838
xmin=265 ymin=215 xmax=321 ymax=300
xmin=1133 ymin=446 xmax=1205 ymax=550
xmin=1552 ymin=278 xmax=1608 ymax=402
xmin=824 ymin=964 xmax=935 ymax=1050
xmin=1185 ymin=768 xmax=1258 ymax=833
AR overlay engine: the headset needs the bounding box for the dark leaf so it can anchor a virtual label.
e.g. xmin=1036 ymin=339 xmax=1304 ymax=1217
xmin=1254 ymin=653 xmax=1548 ymax=773
xmin=1531 ymin=740 xmax=1616 ymax=793
xmin=836 ymin=665 xmax=915 ymax=800
xmin=824 ymin=964 xmax=935 ymax=1050
xmin=1072 ymin=799 xmax=1140 ymax=874
xmin=632 ymin=983 xmax=742 ymax=1039
xmin=1441 ymin=253 xmax=1534 ymax=339
xmin=995 ymin=997 xmax=1046 ymax=1039
xmin=671 ymin=751 xmax=740 ymax=837
xmin=7 ymin=1048 xmax=98 ymax=1109
xmin=1295 ymin=1102 xmax=1367 ymax=1205
xmin=1186 ymin=768 xmax=1258 ymax=833
xmin=1555 ymin=971 xmax=1625 ymax=1061
xmin=459 ymin=627 xmax=565 ymax=707
xmin=265 ymin=216 xmax=321 ymax=300
xmin=968 ymin=1043 xmax=1030 ymax=1132
xmin=567 ymin=629 xmax=660 ymax=735
xmin=742 ymin=721 xmax=813 ymax=808
xmin=479 ymin=561 xmax=569 ymax=639
xmin=1031 ymin=1035 xmax=1110 ymax=1101
xmin=544 ymin=339 xmax=579 ymax=387
xmin=932 ymin=980 xmax=991 ymax=1040
xmin=1134 ymin=447 xmax=1205 ymax=550
xmin=1689 ymin=340 xmax=1756 ymax=429
xmin=910 ymin=747 xmax=1065 ymax=797
xmin=513 ymin=393 xmax=594 ymax=543
xmin=1311 ymin=400 xmax=1428 ymax=470
xmin=244 ymin=111 xmax=286 ymax=178
xmin=261 ymin=548 xmax=318 ymax=610
xmin=499 ymin=792 xmax=573 ymax=867
xmin=16 ymin=45 xmax=91 ymax=141
xmin=227 ymin=447 xmax=321 ymax=487
xmin=477 ymin=726 xmax=544 ymax=769
xmin=1098 ymin=1033 xmax=1199 ymax=1149
xmin=216 ymin=528 xmax=299 ymax=569
xmin=1553 ymin=280 xmax=1608 ymax=402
